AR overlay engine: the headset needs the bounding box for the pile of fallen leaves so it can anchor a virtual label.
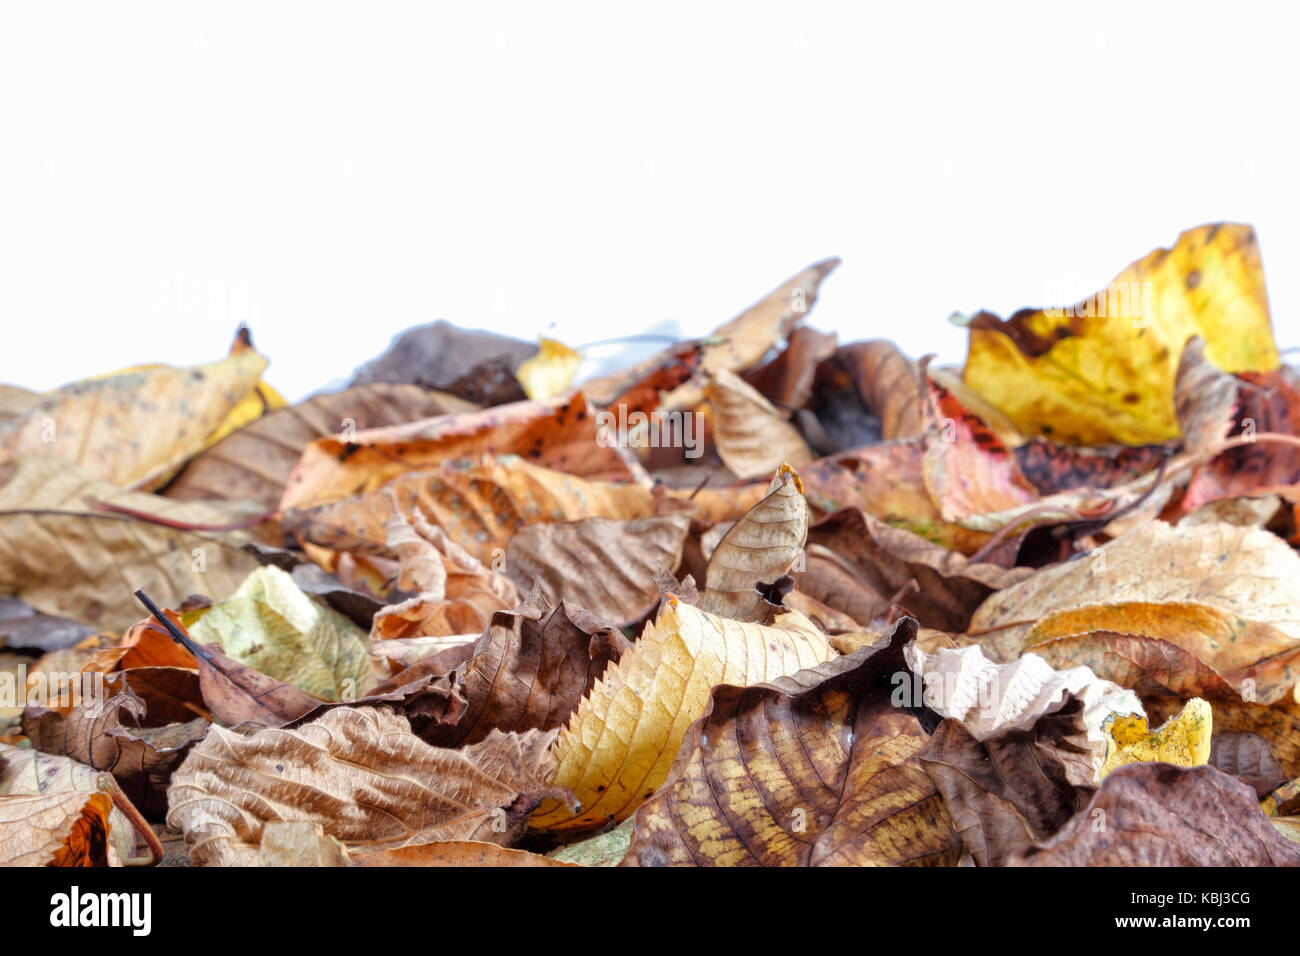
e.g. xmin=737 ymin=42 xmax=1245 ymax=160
xmin=3 ymin=221 xmax=1300 ymax=867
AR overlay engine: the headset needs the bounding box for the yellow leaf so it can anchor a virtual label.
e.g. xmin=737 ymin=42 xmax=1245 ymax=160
xmin=202 ymin=380 xmax=286 ymax=451
xmin=516 ymin=337 xmax=582 ymax=400
xmin=530 ymin=596 xmax=836 ymax=832
xmin=0 ymin=345 xmax=268 ymax=490
xmin=962 ymin=223 xmax=1278 ymax=445
xmin=1100 ymin=698 xmax=1212 ymax=778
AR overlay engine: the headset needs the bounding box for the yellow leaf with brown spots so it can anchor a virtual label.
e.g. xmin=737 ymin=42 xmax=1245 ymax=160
xmin=0 ymin=335 xmax=269 ymax=490
xmin=962 ymin=222 xmax=1278 ymax=445
xmin=1100 ymin=698 xmax=1211 ymax=778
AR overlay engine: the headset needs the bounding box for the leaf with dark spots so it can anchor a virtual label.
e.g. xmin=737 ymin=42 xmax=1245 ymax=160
xmin=163 ymin=383 xmax=475 ymax=507
xmin=1013 ymin=438 xmax=1169 ymax=496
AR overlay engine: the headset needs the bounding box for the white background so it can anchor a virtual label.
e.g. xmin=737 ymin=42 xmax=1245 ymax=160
xmin=1 ymin=1 xmax=1296 ymax=401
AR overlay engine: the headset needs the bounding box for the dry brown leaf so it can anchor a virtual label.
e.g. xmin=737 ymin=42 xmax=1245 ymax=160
xmin=704 ymin=370 xmax=813 ymax=479
xmin=21 ymin=668 xmax=210 ymax=817
xmin=1174 ymin=335 xmax=1240 ymax=456
xmin=283 ymin=453 xmax=658 ymax=566
xmin=742 ymin=326 xmax=838 ymax=410
xmin=82 ymin=610 xmax=200 ymax=674
xmin=349 ymin=320 xmax=537 ymax=402
xmin=418 ymin=598 xmax=629 ymax=748
xmin=0 ymin=741 xmax=161 ymax=865
xmin=167 ymin=706 xmax=573 ymax=865
xmin=1210 ymin=732 xmax=1287 ymax=798
xmin=280 ymin=392 xmax=630 ymax=512
xmin=1024 ymin=603 xmax=1300 ymax=705
xmin=624 ymin=619 xmax=962 ymax=866
xmin=837 ymin=340 xmax=924 ymax=440
xmin=531 ymin=595 xmax=836 ymax=832
xmin=917 ymin=697 xmax=1096 ymax=866
xmin=699 ymin=463 xmax=807 ymax=622
xmin=351 ymin=839 xmax=577 ymax=867
xmin=257 ymin=820 xmax=351 ymax=866
xmin=800 ymin=508 xmax=1031 ymax=632
xmin=129 ymin=605 xmax=328 ymax=728
xmin=966 ymin=521 xmax=1300 ymax=705
xmin=0 ymin=457 xmax=263 ymax=631
xmin=371 ymin=502 xmax=519 ymax=641
xmin=633 ymin=258 xmax=841 ymax=411
xmin=798 ymin=443 xmax=994 ymax=556
xmin=0 ymin=790 xmax=116 ymax=866
xmin=1012 ymin=762 xmax=1300 ymax=866
xmin=164 ymin=383 xmax=475 ymax=507
xmin=369 ymin=633 xmax=478 ymax=677
xmin=505 ymin=513 xmax=690 ymax=626
xmin=1175 ymin=335 xmax=1300 ymax=511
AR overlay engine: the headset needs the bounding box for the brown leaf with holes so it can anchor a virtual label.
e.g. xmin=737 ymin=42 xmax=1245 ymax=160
xmin=623 ymin=618 xmax=961 ymax=866
xmin=166 ymin=706 xmax=572 ymax=865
